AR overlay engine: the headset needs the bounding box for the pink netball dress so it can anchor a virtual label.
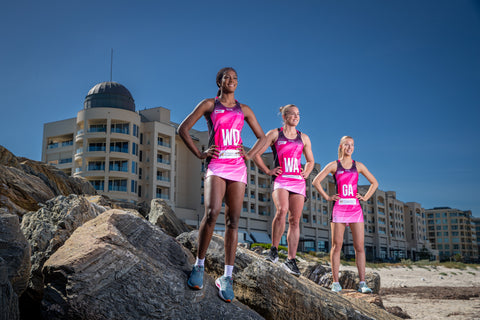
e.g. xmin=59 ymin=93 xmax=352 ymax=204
xmin=331 ymin=160 xmax=364 ymax=224
xmin=204 ymin=98 xmax=247 ymax=184
xmin=272 ymin=128 xmax=306 ymax=197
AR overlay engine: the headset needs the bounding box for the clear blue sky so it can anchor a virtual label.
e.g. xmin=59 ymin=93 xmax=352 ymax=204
xmin=1 ymin=1 xmax=479 ymax=217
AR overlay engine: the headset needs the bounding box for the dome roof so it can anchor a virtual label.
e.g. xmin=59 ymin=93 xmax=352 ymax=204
xmin=84 ymin=81 xmax=135 ymax=112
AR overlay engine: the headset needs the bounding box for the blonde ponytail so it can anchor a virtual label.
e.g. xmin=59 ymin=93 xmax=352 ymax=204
xmin=279 ymin=104 xmax=297 ymax=124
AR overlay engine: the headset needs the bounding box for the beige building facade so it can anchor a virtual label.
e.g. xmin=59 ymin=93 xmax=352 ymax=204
xmin=426 ymin=207 xmax=478 ymax=261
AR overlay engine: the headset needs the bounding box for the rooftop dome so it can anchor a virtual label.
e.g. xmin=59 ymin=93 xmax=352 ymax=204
xmin=84 ymin=81 xmax=135 ymax=112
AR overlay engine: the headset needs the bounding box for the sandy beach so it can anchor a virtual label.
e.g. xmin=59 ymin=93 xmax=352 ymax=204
xmin=343 ymin=265 xmax=480 ymax=320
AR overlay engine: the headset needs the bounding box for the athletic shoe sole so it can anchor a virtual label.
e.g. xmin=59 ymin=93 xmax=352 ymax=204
xmin=282 ymin=263 xmax=300 ymax=277
xmin=359 ymin=288 xmax=372 ymax=294
xmin=266 ymin=256 xmax=279 ymax=263
xmin=187 ymin=282 xmax=203 ymax=290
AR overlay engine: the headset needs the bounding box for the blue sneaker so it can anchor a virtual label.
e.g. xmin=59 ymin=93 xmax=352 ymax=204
xmin=358 ymin=282 xmax=372 ymax=294
xmin=187 ymin=265 xmax=204 ymax=290
xmin=331 ymin=282 xmax=342 ymax=292
xmin=215 ymin=276 xmax=234 ymax=302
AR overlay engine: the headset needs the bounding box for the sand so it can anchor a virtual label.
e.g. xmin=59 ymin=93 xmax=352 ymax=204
xmin=342 ymin=265 xmax=480 ymax=320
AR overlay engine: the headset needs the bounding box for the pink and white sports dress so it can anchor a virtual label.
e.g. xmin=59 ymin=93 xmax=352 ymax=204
xmin=331 ymin=160 xmax=364 ymax=224
xmin=204 ymin=98 xmax=247 ymax=184
xmin=272 ymin=128 xmax=306 ymax=197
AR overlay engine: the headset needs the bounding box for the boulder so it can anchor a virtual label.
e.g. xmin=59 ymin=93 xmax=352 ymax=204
xmin=19 ymin=158 xmax=95 ymax=198
xmin=20 ymin=194 xmax=107 ymax=302
xmin=42 ymin=209 xmax=263 ymax=320
xmin=0 ymin=214 xmax=31 ymax=296
xmin=0 ymin=257 xmax=20 ymax=320
xmin=0 ymin=165 xmax=55 ymax=216
xmin=303 ymin=262 xmax=381 ymax=294
xmin=177 ymin=231 xmax=399 ymax=320
xmin=147 ymin=199 xmax=192 ymax=237
xmin=0 ymin=145 xmax=19 ymax=167
xmin=87 ymin=195 xmax=150 ymax=217
xmin=0 ymin=145 xmax=96 ymax=217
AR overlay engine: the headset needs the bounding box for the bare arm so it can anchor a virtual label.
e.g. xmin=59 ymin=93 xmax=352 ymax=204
xmin=312 ymin=161 xmax=339 ymax=201
xmin=253 ymin=129 xmax=282 ymax=176
xmin=356 ymin=161 xmax=378 ymax=201
xmin=177 ymin=99 xmax=217 ymax=159
xmin=242 ymin=104 xmax=267 ymax=161
xmin=301 ymin=133 xmax=315 ymax=179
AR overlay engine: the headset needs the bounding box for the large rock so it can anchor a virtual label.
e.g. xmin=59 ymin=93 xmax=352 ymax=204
xmin=147 ymin=198 xmax=192 ymax=237
xmin=177 ymin=231 xmax=400 ymax=320
xmin=0 ymin=214 xmax=31 ymax=296
xmin=0 ymin=257 xmax=20 ymax=320
xmin=41 ymin=209 xmax=263 ymax=320
xmin=0 ymin=145 xmax=96 ymax=217
xmin=303 ymin=262 xmax=381 ymax=294
xmin=0 ymin=165 xmax=55 ymax=216
xmin=86 ymin=195 xmax=149 ymax=217
xmin=0 ymin=145 xmax=19 ymax=167
xmin=20 ymin=194 xmax=107 ymax=302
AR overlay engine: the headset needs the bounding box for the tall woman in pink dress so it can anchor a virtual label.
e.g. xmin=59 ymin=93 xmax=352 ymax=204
xmin=254 ymin=104 xmax=314 ymax=276
xmin=312 ymin=136 xmax=378 ymax=293
xmin=178 ymin=67 xmax=265 ymax=302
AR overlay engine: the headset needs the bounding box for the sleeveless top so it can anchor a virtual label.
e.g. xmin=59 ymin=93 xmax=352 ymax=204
xmin=272 ymin=127 xmax=304 ymax=181
xmin=205 ymin=98 xmax=245 ymax=167
xmin=332 ymin=160 xmax=363 ymax=218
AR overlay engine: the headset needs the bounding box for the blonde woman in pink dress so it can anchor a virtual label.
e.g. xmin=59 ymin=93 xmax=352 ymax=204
xmin=312 ymin=136 xmax=378 ymax=293
xmin=254 ymin=104 xmax=314 ymax=276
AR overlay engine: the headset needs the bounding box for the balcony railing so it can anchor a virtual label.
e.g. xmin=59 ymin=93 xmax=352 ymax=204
xmin=109 ymin=186 xmax=127 ymax=192
xmin=88 ymin=126 xmax=107 ymax=133
xmin=87 ymin=165 xmax=105 ymax=171
xmin=158 ymin=140 xmax=171 ymax=148
xmin=111 ymin=127 xmax=129 ymax=134
xmin=157 ymin=158 xmax=171 ymax=165
xmin=110 ymin=147 xmax=128 ymax=153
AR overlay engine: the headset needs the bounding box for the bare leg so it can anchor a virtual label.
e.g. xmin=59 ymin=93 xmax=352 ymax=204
xmin=350 ymin=222 xmax=366 ymax=282
xmin=330 ymin=222 xmax=346 ymax=282
xmin=286 ymin=193 xmax=304 ymax=259
xmin=197 ymin=176 xmax=226 ymax=259
xmin=271 ymin=189 xmax=290 ymax=248
xmin=224 ymin=181 xmax=246 ymax=265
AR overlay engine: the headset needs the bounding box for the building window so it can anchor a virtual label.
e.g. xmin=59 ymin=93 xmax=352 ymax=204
xmin=109 ymin=179 xmax=127 ymax=192
xmin=132 ymin=161 xmax=138 ymax=174
xmin=133 ymin=124 xmax=139 ymax=137
xmin=131 ymin=180 xmax=137 ymax=193
xmin=109 ymin=160 xmax=128 ymax=172
xmin=59 ymin=158 xmax=72 ymax=164
xmin=88 ymin=161 xmax=105 ymax=171
xmin=89 ymin=124 xmax=106 ymax=133
xmin=88 ymin=142 xmax=106 ymax=152
xmin=110 ymin=141 xmax=128 ymax=153
xmin=90 ymin=180 xmax=104 ymax=191
xmin=132 ymin=142 xmax=138 ymax=156
xmin=111 ymin=123 xmax=129 ymax=134
xmin=156 ymin=187 xmax=169 ymax=200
